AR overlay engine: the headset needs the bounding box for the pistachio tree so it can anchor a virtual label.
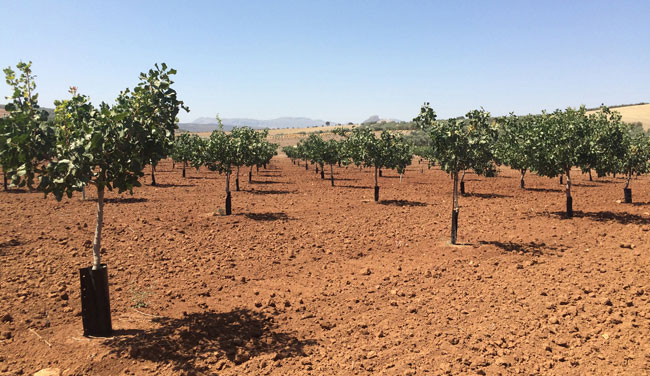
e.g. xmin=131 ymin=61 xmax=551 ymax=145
xmin=530 ymin=107 xmax=590 ymax=218
xmin=1 ymin=61 xmax=54 ymax=191
xmin=495 ymin=114 xmax=538 ymax=189
xmin=619 ymin=131 xmax=650 ymax=203
xmin=200 ymin=130 xmax=237 ymax=215
xmin=171 ymin=133 xmax=202 ymax=178
xmin=345 ymin=128 xmax=412 ymax=201
xmin=414 ymin=104 xmax=497 ymax=244
xmin=321 ymin=139 xmax=341 ymax=186
xmin=131 ymin=63 xmax=188 ymax=185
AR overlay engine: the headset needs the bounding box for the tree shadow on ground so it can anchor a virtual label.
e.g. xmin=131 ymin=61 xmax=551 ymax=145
xmin=95 ymin=197 xmax=148 ymax=204
xmin=243 ymin=212 xmax=290 ymax=221
xmin=153 ymin=183 xmax=195 ymax=188
xmin=247 ymin=189 xmax=296 ymax=195
xmin=525 ymin=187 xmax=562 ymax=193
xmin=106 ymin=309 xmax=315 ymax=375
xmin=631 ymin=202 xmax=650 ymax=206
xmin=379 ymin=199 xmax=427 ymax=207
xmin=338 ymin=185 xmax=371 ymax=189
xmin=187 ymin=176 xmax=218 ymax=180
xmin=249 ymin=180 xmax=287 ymax=185
xmin=464 ymin=192 xmax=512 ymax=199
xmin=480 ymin=240 xmax=558 ymax=255
xmin=547 ymin=210 xmax=650 ymax=225
xmin=2 ymin=188 xmax=28 ymax=194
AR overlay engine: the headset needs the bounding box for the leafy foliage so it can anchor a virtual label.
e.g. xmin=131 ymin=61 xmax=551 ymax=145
xmin=1 ymin=61 xmax=54 ymax=190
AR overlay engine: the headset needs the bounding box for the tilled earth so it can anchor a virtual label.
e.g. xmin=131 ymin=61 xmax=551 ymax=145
xmin=0 ymin=157 xmax=649 ymax=375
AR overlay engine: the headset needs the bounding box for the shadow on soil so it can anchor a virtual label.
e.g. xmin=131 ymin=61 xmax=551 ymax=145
xmin=338 ymin=185 xmax=371 ymax=189
xmin=152 ymin=183 xmax=195 ymax=188
xmin=249 ymin=180 xmax=287 ymax=185
xmin=243 ymin=212 xmax=290 ymax=221
xmin=2 ymin=189 xmax=28 ymax=194
xmin=380 ymin=199 xmax=427 ymax=207
xmin=106 ymin=309 xmax=315 ymax=375
xmin=96 ymin=197 xmax=148 ymax=204
xmin=480 ymin=240 xmax=557 ymax=255
xmin=187 ymin=176 xmax=219 ymax=180
xmin=247 ymin=189 xmax=296 ymax=195
xmin=464 ymin=192 xmax=512 ymax=199
xmin=548 ymin=210 xmax=650 ymax=225
xmin=525 ymin=187 xmax=562 ymax=193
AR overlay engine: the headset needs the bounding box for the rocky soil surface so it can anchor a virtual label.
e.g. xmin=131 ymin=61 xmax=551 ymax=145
xmin=1 ymin=157 xmax=649 ymax=375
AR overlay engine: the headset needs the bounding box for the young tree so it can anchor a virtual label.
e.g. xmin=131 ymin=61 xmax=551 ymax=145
xmin=346 ymin=128 xmax=412 ymax=201
xmin=1 ymin=61 xmax=54 ymax=192
xmin=38 ymin=65 xmax=187 ymax=336
xmin=303 ymin=134 xmax=328 ymax=179
xmin=619 ymin=131 xmax=650 ymax=203
xmin=131 ymin=63 xmax=188 ymax=186
xmin=414 ymin=104 xmax=497 ymax=244
xmin=40 ymin=93 xmax=142 ymax=337
xmin=171 ymin=133 xmax=202 ymax=178
xmin=495 ymin=113 xmax=538 ymax=189
xmin=200 ymin=130 xmax=237 ymax=215
xmin=530 ymin=107 xmax=591 ymax=218
xmin=321 ymin=139 xmax=341 ymax=186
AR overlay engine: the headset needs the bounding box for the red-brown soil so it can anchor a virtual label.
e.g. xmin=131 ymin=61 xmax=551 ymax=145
xmin=1 ymin=157 xmax=649 ymax=375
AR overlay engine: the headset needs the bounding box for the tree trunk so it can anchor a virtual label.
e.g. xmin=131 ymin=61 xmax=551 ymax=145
xmin=588 ymin=169 xmax=593 ymax=181
xmin=400 ymin=174 xmax=403 ymax=183
xmin=92 ymin=188 xmax=105 ymax=270
xmin=236 ymin=166 xmax=240 ymax=191
xmin=374 ymin=166 xmax=379 ymax=202
xmin=151 ymin=164 xmax=156 ymax=186
xmin=263 ymin=163 xmax=266 ymax=169
xmin=559 ymin=175 xmax=563 ymax=185
xmin=565 ymin=169 xmax=572 ymax=218
xmin=330 ymin=164 xmax=334 ymax=187
xmin=82 ymin=186 xmax=86 ymax=200
xmin=225 ymin=171 xmax=232 ymax=215
xmin=316 ymin=165 xmax=319 ymax=174
xmin=249 ymin=166 xmax=253 ymax=183
xmin=256 ymin=165 xmax=259 ymax=173
xmin=460 ymin=170 xmax=466 ymax=195
xmin=3 ymin=171 xmax=7 ymax=191
xmin=172 ymin=161 xmax=175 ymax=169
xmin=520 ymin=169 xmax=526 ymax=189
xmin=379 ymin=169 xmax=382 ymax=177
xmin=451 ymin=171 xmax=460 ymax=245
xmin=305 ymin=160 xmax=308 ymax=170
xmin=624 ymin=173 xmax=632 ymax=203
xmin=320 ymin=165 xmax=325 ymax=180
xmin=182 ymin=162 xmax=186 ymax=178
xmin=338 ymin=160 xmax=341 ymax=168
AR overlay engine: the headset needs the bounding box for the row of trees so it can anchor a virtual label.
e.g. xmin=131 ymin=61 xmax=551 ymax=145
xmin=284 ymin=104 xmax=649 ymax=246
xmin=283 ymin=128 xmax=413 ymax=200
xmin=413 ymin=104 xmax=650 ymax=244
xmin=176 ymin=124 xmax=277 ymax=215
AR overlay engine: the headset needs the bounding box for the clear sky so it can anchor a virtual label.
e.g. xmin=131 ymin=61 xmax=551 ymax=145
xmin=1 ymin=0 xmax=649 ymax=123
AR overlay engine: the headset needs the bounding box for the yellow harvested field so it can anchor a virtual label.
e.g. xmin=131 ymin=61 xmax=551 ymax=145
xmin=588 ymin=103 xmax=650 ymax=130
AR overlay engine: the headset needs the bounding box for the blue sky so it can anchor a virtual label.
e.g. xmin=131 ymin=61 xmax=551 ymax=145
xmin=1 ymin=0 xmax=649 ymax=123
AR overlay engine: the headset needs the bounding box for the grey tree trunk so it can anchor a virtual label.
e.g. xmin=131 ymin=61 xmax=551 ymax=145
xmin=92 ymin=188 xmax=105 ymax=270
xmin=520 ymin=169 xmax=526 ymax=189
xmin=330 ymin=164 xmax=334 ymax=187
xmin=565 ymin=169 xmax=573 ymax=218
xmin=374 ymin=166 xmax=379 ymax=201
xmin=151 ymin=164 xmax=156 ymax=186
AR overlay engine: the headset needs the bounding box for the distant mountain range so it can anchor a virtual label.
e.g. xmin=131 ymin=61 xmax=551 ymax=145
xmin=179 ymin=117 xmax=331 ymax=132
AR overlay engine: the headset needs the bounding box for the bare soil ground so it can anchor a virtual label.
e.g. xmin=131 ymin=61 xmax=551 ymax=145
xmin=1 ymin=157 xmax=649 ymax=375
